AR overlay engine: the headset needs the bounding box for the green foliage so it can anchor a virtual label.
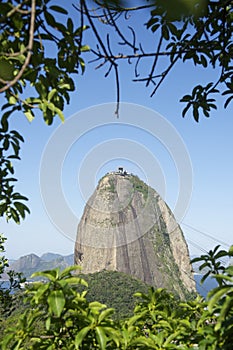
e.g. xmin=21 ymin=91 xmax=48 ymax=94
xmin=0 ymin=0 xmax=232 ymax=124
xmin=108 ymin=177 xmax=116 ymax=193
xmin=86 ymin=0 xmax=233 ymax=121
xmin=1 ymin=245 xmax=233 ymax=349
xmin=0 ymin=117 xmax=29 ymax=223
xmin=0 ymin=234 xmax=8 ymax=276
xmin=0 ymin=0 xmax=88 ymax=124
xmin=191 ymin=244 xmax=230 ymax=285
xmin=0 ymin=292 xmax=26 ymax=342
xmin=180 ymin=83 xmax=218 ymax=122
xmin=143 ymin=0 xmax=233 ymax=120
xmin=0 ymin=234 xmax=26 ymax=320
xmin=130 ymin=175 xmax=148 ymax=201
xmin=1 ymin=266 xmax=119 ymax=350
xmin=79 ymin=270 xmax=149 ymax=320
xmin=192 ymin=245 xmax=233 ymax=347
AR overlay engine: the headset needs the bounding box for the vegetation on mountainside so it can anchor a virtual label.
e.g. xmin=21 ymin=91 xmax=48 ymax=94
xmin=79 ymin=270 xmax=150 ymax=320
xmin=130 ymin=175 xmax=149 ymax=201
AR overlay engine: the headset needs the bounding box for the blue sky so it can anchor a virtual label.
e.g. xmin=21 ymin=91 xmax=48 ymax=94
xmin=2 ymin=1 xmax=233 ymax=259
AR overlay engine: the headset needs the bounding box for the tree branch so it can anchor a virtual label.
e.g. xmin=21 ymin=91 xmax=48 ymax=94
xmin=79 ymin=0 xmax=120 ymax=117
xmin=0 ymin=0 xmax=36 ymax=93
xmin=7 ymin=0 xmax=30 ymax=17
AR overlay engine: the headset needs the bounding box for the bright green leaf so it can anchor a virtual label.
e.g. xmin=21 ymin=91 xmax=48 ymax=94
xmin=24 ymin=110 xmax=35 ymax=122
xmin=75 ymin=326 xmax=91 ymax=348
xmin=48 ymin=290 xmax=65 ymax=317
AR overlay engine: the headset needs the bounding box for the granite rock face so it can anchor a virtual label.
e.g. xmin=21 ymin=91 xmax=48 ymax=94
xmin=75 ymin=172 xmax=196 ymax=297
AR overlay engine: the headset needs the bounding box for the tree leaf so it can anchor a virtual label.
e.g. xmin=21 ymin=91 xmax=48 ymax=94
xmin=14 ymin=201 xmax=30 ymax=219
xmin=95 ymin=326 xmax=107 ymax=350
xmin=98 ymin=308 xmax=114 ymax=323
xmin=33 ymin=283 xmax=50 ymax=303
xmin=48 ymin=88 xmax=57 ymax=101
xmin=44 ymin=11 xmax=57 ymax=28
xmin=224 ymin=95 xmax=233 ymax=108
xmin=208 ymin=286 xmax=231 ymax=312
xmin=24 ymin=110 xmax=35 ymax=122
xmin=48 ymin=290 xmax=65 ymax=317
xmin=31 ymin=268 xmax=59 ymax=281
xmin=75 ymin=326 xmax=91 ymax=348
xmin=10 ymin=207 xmax=20 ymax=224
xmin=180 ymin=94 xmax=192 ymax=102
xmin=193 ymin=106 xmax=199 ymax=122
xmin=49 ymin=5 xmax=68 ymax=14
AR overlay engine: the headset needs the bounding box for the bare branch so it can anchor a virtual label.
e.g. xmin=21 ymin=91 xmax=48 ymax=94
xmin=0 ymin=47 xmax=28 ymax=57
xmin=7 ymin=0 xmax=30 ymax=17
xmin=150 ymin=56 xmax=179 ymax=97
xmin=114 ymin=64 xmax=120 ymax=118
xmin=81 ymin=0 xmax=120 ymax=117
xmin=94 ymin=1 xmax=155 ymax=12
xmin=9 ymin=91 xmax=38 ymax=109
xmin=146 ymin=35 xmax=163 ymax=87
xmin=105 ymin=6 xmax=138 ymax=52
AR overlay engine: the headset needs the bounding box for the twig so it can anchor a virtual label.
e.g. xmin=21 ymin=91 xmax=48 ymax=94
xmin=94 ymin=1 xmax=155 ymax=12
xmin=81 ymin=0 xmax=120 ymax=117
xmin=146 ymin=35 xmax=163 ymax=87
xmin=0 ymin=47 xmax=28 ymax=57
xmin=7 ymin=0 xmax=30 ymax=17
xmin=90 ymin=48 xmax=202 ymax=61
xmin=106 ymin=6 xmax=138 ymax=52
xmin=9 ymin=91 xmax=38 ymax=109
xmin=114 ymin=64 xmax=120 ymax=118
xmin=150 ymin=56 xmax=179 ymax=97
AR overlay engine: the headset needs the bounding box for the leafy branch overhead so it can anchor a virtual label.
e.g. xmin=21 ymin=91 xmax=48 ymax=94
xmin=80 ymin=0 xmax=233 ymax=121
xmin=0 ymin=0 xmax=233 ymax=124
xmin=0 ymin=0 xmax=89 ymax=125
xmin=0 ymin=0 xmax=232 ymax=122
xmin=0 ymin=0 xmax=89 ymax=223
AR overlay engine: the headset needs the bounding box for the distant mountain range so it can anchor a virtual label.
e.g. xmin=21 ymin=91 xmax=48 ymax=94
xmin=2 ymin=252 xmax=74 ymax=279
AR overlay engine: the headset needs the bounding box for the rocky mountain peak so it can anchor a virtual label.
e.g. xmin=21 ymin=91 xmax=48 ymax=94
xmin=75 ymin=171 xmax=196 ymax=297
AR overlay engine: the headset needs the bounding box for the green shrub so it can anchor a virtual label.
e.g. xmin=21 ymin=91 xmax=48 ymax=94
xmin=1 ymin=245 xmax=233 ymax=349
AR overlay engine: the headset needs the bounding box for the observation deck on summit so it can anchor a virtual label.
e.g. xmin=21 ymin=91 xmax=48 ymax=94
xmin=116 ymin=167 xmax=128 ymax=176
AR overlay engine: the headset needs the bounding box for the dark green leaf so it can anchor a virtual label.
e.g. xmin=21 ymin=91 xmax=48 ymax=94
xmin=224 ymin=95 xmax=233 ymax=108
xmin=193 ymin=106 xmax=199 ymax=122
xmin=1 ymin=115 xmax=9 ymax=132
xmin=49 ymin=5 xmax=68 ymax=14
xmin=162 ymin=25 xmax=169 ymax=40
xmin=180 ymin=94 xmax=192 ymax=102
xmin=10 ymin=207 xmax=20 ymax=224
xmin=44 ymin=11 xmax=57 ymax=28
xmin=182 ymin=102 xmax=191 ymax=118
xmin=14 ymin=201 xmax=30 ymax=218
